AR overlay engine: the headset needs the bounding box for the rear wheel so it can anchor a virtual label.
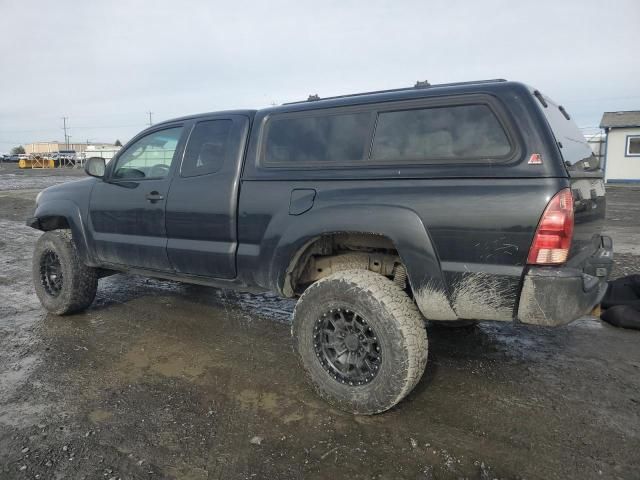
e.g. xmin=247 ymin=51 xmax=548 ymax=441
xmin=292 ymin=269 xmax=428 ymax=414
xmin=32 ymin=230 xmax=98 ymax=315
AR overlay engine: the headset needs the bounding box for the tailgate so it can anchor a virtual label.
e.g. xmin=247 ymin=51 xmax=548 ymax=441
xmin=568 ymin=175 xmax=607 ymax=271
xmin=537 ymin=94 xmax=608 ymax=269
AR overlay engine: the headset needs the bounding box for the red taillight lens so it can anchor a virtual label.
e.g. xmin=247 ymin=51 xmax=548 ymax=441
xmin=527 ymin=188 xmax=574 ymax=265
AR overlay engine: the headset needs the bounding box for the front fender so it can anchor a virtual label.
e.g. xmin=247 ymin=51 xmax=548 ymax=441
xmin=268 ymin=204 xmax=458 ymax=320
xmin=28 ymin=199 xmax=95 ymax=265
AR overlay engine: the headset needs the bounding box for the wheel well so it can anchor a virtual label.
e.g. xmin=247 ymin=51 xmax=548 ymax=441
xmin=37 ymin=216 xmax=71 ymax=231
xmin=283 ymin=232 xmax=408 ymax=297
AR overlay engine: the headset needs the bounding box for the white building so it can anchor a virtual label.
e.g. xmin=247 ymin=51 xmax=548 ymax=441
xmin=600 ymin=111 xmax=640 ymax=183
xmin=25 ymin=141 xmax=116 ymax=155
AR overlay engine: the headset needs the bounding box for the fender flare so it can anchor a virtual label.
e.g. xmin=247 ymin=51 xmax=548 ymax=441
xmin=28 ymin=199 xmax=95 ymax=265
xmin=268 ymin=204 xmax=459 ymax=320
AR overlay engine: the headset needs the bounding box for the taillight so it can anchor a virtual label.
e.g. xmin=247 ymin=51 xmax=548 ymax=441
xmin=527 ymin=188 xmax=574 ymax=265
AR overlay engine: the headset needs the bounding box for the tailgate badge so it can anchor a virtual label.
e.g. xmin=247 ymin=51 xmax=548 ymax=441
xmin=528 ymin=153 xmax=543 ymax=165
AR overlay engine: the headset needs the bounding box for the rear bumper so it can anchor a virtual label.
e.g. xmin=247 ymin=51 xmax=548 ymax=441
xmin=517 ymin=236 xmax=613 ymax=326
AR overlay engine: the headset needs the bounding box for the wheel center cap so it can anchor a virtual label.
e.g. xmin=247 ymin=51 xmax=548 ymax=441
xmin=344 ymin=333 xmax=359 ymax=351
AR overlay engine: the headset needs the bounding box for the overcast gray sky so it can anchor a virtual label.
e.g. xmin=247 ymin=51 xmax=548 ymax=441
xmin=1 ymin=0 xmax=638 ymax=151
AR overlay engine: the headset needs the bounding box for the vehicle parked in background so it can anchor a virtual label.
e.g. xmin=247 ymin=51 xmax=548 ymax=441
xmin=27 ymin=79 xmax=613 ymax=414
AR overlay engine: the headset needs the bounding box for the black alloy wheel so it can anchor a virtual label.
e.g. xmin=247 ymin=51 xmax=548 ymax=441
xmin=40 ymin=250 xmax=63 ymax=297
xmin=314 ymin=308 xmax=382 ymax=386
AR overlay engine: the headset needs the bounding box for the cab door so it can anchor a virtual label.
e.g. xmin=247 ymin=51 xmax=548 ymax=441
xmin=88 ymin=124 xmax=187 ymax=271
xmin=165 ymin=115 xmax=249 ymax=278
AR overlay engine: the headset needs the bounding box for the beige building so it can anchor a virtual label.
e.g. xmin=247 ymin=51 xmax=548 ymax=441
xmin=25 ymin=142 xmax=117 ymax=154
xmin=600 ymin=111 xmax=640 ymax=183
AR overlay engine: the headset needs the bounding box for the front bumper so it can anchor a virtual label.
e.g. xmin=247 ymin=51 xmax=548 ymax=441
xmin=517 ymin=236 xmax=613 ymax=326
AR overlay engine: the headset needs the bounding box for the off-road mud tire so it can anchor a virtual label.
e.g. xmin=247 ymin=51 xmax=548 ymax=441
xmin=292 ymin=269 xmax=428 ymax=414
xmin=32 ymin=230 xmax=98 ymax=315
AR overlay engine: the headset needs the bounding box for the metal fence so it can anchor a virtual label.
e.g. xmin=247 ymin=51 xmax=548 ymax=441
xmin=1 ymin=150 xmax=121 ymax=170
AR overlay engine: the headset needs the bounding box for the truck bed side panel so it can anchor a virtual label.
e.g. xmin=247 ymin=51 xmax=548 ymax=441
xmin=237 ymin=177 xmax=566 ymax=321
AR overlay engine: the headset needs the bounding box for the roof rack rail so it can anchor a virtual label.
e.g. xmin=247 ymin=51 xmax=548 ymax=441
xmin=283 ymin=79 xmax=507 ymax=105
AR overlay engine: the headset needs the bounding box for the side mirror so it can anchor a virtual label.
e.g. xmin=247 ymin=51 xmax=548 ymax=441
xmin=85 ymin=157 xmax=106 ymax=178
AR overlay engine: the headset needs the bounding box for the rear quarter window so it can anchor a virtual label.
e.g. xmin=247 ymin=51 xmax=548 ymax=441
xmin=181 ymin=120 xmax=233 ymax=177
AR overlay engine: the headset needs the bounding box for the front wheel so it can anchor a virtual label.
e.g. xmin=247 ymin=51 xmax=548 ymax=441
xmin=32 ymin=230 xmax=98 ymax=315
xmin=292 ymin=269 xmax=428 ymax=415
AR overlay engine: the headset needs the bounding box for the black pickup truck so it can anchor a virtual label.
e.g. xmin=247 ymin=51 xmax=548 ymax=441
xmin=28 ymin=79 xmax=613 ymax=414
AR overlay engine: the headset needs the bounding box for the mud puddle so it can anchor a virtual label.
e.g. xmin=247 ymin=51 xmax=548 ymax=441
xmin=1 ymin=172 xmax=639 ymax=479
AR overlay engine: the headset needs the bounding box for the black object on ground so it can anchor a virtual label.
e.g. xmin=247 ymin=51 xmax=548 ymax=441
xmin=600 ymin=275 xmax=640 ymax=330
xmin=601 ymin=304 xmax=640 ymax=330
xmin=601 ymin=274 xmax=640 ymax=309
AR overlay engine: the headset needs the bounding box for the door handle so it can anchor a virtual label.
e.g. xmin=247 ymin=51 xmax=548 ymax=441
xmin=145 ymin=191 xmax=164 ymax=202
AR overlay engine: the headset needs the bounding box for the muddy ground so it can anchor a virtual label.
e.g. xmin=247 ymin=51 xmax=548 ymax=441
xmin=0 ymin=163 xmax=639 ymax=480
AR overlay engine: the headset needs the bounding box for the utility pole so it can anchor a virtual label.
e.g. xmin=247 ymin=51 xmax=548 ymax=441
xmin=147 ymin=111 xmax=153 ymax=127
xmin=62 ymin=117 xmax=69 ymax=149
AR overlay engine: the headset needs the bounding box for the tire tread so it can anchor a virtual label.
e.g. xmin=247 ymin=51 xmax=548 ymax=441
xmin=293 ymin=269 xmax=428 ymax=413
xmin=33 ymin=230 xmax=98 ymax=315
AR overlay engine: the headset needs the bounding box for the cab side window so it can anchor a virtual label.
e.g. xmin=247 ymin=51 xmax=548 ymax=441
xmin=113 ymin=127 xmax=183 ymax=180
xmin=181 ymin=120 xmax=233 ymax=177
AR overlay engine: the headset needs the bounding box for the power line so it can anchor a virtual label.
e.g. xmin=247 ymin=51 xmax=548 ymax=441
xmin=61 ymin=117 xmax=69 ymax=149
xmin=0 ymin=124 xmax=147 ymax=133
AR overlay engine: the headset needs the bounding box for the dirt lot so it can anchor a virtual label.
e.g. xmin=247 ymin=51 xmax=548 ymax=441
xmin=0 ymin=163 xmax=639 ymax=480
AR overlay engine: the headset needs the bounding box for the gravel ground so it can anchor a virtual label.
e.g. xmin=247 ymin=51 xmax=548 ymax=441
xmin=0 ymin=164 xmax=639 ymax=479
